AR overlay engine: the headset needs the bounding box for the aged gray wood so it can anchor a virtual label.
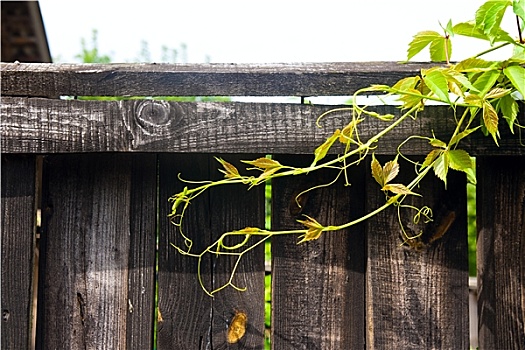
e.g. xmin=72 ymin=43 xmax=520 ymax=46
xmin=2 ymin=97 xmax=523 ymax=155
xmin=208 ymin=154 xmax=266 ymax=349
xmin=477 ymin=157 xmax=525 ymax=349
xmin=157 ymin=154 xmax=266 ymax=349
xmin=157 ymin=154 xmax=213 ymax=349
xmin=126 ymin=154 xmax=157 ymax=349
xmin=271 ymin=155 xmax=366 ymax=349
xmin=1 ymin=62 xmax=440 ymax=97
xmin=1 ymin=155 xmax=36 ymax=350
xmin=365 ymin=158 xmax=469 ymax=349
xmin=36 ymin=154 xmax=151 ymax=349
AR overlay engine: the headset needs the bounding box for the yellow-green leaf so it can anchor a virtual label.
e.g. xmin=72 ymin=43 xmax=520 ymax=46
xmin=475 ymin=0 xmax=512 ymax=44
xmin=485 ymin=87 xmax=512 ymax=99
xmin=499 ymin=93 xmax=519 ymax=131
xmin=216 ymin=157 xmax=241 ymax=178
xmin=422 ymin=68 xmax=451 ymax=104
xmin=371 ymin=154 xmax=384 ymax=187
xmin=430 ymin=138 xmax=447 ymax=149
xmin=383 ymin=159 xmax=400 ymax=184
xmin=423 ymin=149 xmax=443 ymax=167
xmin=503 ymin=65 xmax=525 ymax=99
xmin=483 ymin=100 xmax=499 ymax=137
xmin=407 ymin=31 xmax=442 ymax=61
xmin=448 ymin=150 xmax=473 ymax=172
xmin=339 ymin=118 xmax=363 ymax=144
xmin=450 ymin=127 xmax=482 ymax=146
xmin=392 ymin=76 xmax=420 ymax=91
xmin=242 ymin=157 xmax=282 ymax=170
xmin=472 ymin=70 xmax=501 ymax=96
xmin=429 ymin=36 xmax=452 ymax=62
xmin=382 ymin=183 xmax=420 ymax=196
xmin=311 ymin=129 xmax=341 ymax=167
xmin=433 ymin=153 xmax=449 ymax=186
xmin=297 ymin=215 xmax=325 ymax=243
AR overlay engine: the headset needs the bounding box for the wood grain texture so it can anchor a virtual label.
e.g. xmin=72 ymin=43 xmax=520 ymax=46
xmin=271 ymin=155 xmax=366 ymax=349
xmin=1 ymin=62 xmax=440 ymax=97
xmin=157 ymin=154 xmax=265 ymax=349
xmin=2 ymin=97 xmax=523 ymax=155
xmin=477 ymin=157 xmax=525 ymax=349
xmin=36 ymin=154 xmax=155 ymax=350
xmin=1 ymin=155 xmax=36 ymax=350
xmin=365 ymin=157 xmax=469 ymax=349
xmin=126 ymin=154 xmax=157 ymax=349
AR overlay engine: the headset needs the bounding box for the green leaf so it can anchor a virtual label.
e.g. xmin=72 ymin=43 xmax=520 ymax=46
xmin=433 ymin=153 xmax=449 ymax=186
xmin=513 ymin=0 xmax=525 ymax=21
xmin=430 ymin=36 xmax=452 ymax=62
xmin=503 ymin=65 xmax=525 ymax=99
xmin=397 ymin=88 xmax=425 ymax=109
xmin=483 ymin=100 xmax=500 ymax=141
xmin=464 ymin=93 xmax=484 ymax=107
xmin=407 ymin=31 xmax=442 ymax=61
xmin=448 ymin=150 xmax=473 ymax=172
xmin=444 ymin=69 xmax=479 ymax=92
xmin=430 ymin=138 xmax=448 ymax=149
xmin=423 ymin=149 xmax=443 ymax=167
xmin=392 ymin=76 xmax=420 ymax=92
xmin=311 ymin=129 xmax=341 ymax=167
xmin=453 ymin=21 xmax=489 ymax=40
xmin=498 ymin=93 xmax=519 ymax=131
xmin=475 ymin=1 xmax=512 ymax=44
xmin=472 ymin=70 xmax=501 ymax=96
xmin=450 ymin=127 xmax=482 ymax=146
xmin=422 ymin=68 xmax=451 ymax=103
xmin=485 ymin=87 xmax=512 ymax=99
xmin=455 ymin=58 xmax=497 ymax=72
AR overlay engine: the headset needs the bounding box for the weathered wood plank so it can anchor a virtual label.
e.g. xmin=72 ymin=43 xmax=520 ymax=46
xmin=157 ymin=154 xmax=266 ymax=349
xmin=208 ymin=154 xmax=266 ymax=349
xmin=126 ymin=154 xmax=157 ymax=349
xmin=157 ymin=154 xmax=213 ymax=349
xmin=365 ymin=158 xmax=469 ymax=349
xmin=1 ymin=62 xmax=440 ymax=97
xmin=36 ymin=154 xmax=154 ymax=349
xmin=2 ymin=97 xmax=524 ymax=155
xmin=1 ymin=155 xmax=36 ymax=350
xmin=477 ymin=157 xmax=525 ymax=349
xmin=271 ymin=155 xmax=366 ymax=349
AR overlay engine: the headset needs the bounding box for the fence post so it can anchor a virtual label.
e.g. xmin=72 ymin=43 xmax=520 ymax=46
xmin=366 ymin=158 xmax=469 ymax=349
xmin=477 ymin=156 xmax=525 ymax=349
xmin=1 ymin=155 xmax=37 ymax=350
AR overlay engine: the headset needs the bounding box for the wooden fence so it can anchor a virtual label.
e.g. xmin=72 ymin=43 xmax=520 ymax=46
xmin=1 ymin=62 xmax=524 ymax=349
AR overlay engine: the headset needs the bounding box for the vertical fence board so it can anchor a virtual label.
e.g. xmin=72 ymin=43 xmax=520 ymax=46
xmin=366 ymin=158 xmax=469 ymax=349
xmin=271 ymin=155 xmax=366 ymax=349
xmin=157 ymin=154 xmax=265 ymax=349
xmin=1 ymin=155 xmax=36 ymax=350
xmin=209 ymin=154 xmax=266 ymax=350
xmin=477 ymin=157 xmax=525 ymax=349
xmin=126 ymin=154 xmax=157 ymax=349
xmin=37 ymin=154 xmax=146 ymax=350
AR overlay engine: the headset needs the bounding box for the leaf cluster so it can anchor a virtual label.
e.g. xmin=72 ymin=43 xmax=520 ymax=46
xmin=168 ymin=0 xmax=524 ymax=296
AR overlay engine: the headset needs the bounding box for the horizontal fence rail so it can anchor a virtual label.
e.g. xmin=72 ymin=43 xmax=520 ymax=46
xmin=1 ymin=63 xmax=524 ymax=349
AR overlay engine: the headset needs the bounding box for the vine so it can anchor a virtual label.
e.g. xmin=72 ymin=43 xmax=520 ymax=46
xmin=169 ymin=0 xmax=525 ymax=296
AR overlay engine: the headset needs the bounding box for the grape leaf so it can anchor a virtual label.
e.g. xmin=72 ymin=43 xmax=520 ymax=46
xmin=430 ymin=36 xmax=452 ymax=62
xmin=499 ymin=93 xmax=519 ymax=131
xmin=433 ymin=153 xmax=450 ymax=186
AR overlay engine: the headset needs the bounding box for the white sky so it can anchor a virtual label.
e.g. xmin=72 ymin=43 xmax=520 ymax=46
xmin=39 ymin=0 xmax=517 ymax=64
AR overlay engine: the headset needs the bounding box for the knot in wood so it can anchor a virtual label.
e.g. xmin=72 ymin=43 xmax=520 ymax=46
xmin=135 ymin=100 xmax=172 ymax=129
